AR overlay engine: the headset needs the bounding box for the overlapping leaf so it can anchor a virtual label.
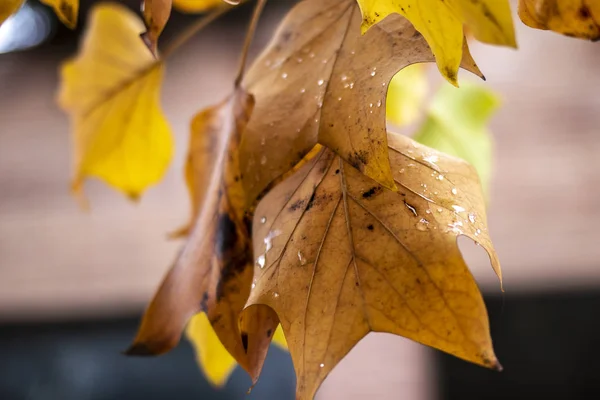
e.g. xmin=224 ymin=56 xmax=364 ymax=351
xmin=127 ymin=88 xmax=277 ymax=384
xmin=40 ymin=0 xmax=79 ymax=29
xmin=519 ymin=0 xmax=600 ymax=40
xmin=187 ymin=312 xmax=288 ymax=386
xmin=240 ymin=0 xmax=483 ymax=206
xmin=141 ymin=0 xmax=173 ymax=55
xmin=0 ymin=0 xmax=24 ymax=26
xmin=58 ymin=3 xmax=172 ymax=201
xmin=357 ymin=0 xmax=517 ymax=84
xmin=247 ymin=132 xmax=501 ymax=399
xmin=174 ymin=0 xmax=228 ymax=13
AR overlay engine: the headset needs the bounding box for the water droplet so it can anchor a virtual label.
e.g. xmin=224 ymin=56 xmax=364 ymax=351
xmin=451 ymin=188 xmax=458 ymax=195
xmin=475 ymin=228 xmax=482 ymax=236
xmin=408 ymin=163 xmax=415 ymax=168
xmin=399 ymin=168 xmax=405 ymax=173
xmin=341 ymin=75 xmax=348 ymax=82
xmin=405 ymin=202 xmax=418 ymax=216
xmin=322 ymin=59 xmax=328 ymax=64
xmin=260 ymin=217 xmax=267 ymax=224
xmin=260 ymin=137 xmax=266 ymax=146
xmin=251 ymin=281 xmax=256 ymax=289
xmin=281 ymin=72 xmax=288 ymax=79
xmin=257 ymin=255 xmax=266 ymax=268
xmin=371 ymin=71 xmax=376 ymax=77
xmin=452 ymin=205 xmax=465 ymax=213
xmin=319 ymin=363 xmax=325 ymax=368
xmin=369 ymin=103 xmax=373 ymax=107
xmin=296 ymin=57 xmax=303 ymax=63
xmin=261 ymin=155 xmax=267 ymax=165
xmin=273 ymin=292 xmax=280 ymax=298
xmin=376 ymin=100 xmax=382 ymax=107
xmin=309 ymin=52 xmax=315 ymax=58
xmin=317 ymin=79 xmax=324 ymax=86
xmin=437 ymin=208 xmax=443 ymax=213
xmin=416 ymin=218 xmax=429 ymax=231
xmin=437 ymin=174 xmax=445 ymax=181
xmin=300 ymin=88 xmax=306 ymax=94
xmin=298 ymin=251 xmax=307 ymax=266
xmin=264 ymin=229 xmax=282 ymax=252
xmin=468 ymin=213 xmax=476 ymax=223
xmin=337 ymin=97 xmax=342 ymax=101
xmin=426 ymin=209 xmax=431 ymax=214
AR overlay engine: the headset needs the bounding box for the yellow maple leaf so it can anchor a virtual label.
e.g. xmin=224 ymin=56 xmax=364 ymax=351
xmin=356 ymin=0 xmax=517 ymax=85
xmin=0 ymin=0 xmax=24 ymax=26
xmin=173 ymin=0 xmax=225 ymax=13
xmin=519 ymin=0 xmax=600 ymax=40
xmin=187 ymin=313 xmax=288 ymax=386
xmin=40 ymin=0 xmax=79 ymax=29
xmin=58 ymin=3 xmax=173 ymax=201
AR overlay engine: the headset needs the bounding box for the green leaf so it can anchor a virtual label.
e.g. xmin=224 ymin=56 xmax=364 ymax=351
xmin=413 ymin=82 xmax=499 ymax=195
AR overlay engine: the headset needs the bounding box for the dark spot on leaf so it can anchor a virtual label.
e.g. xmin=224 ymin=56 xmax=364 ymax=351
xmin=266 ymin=329 xmax=272 ymax=337
xmin=199 ymin=292 xmax=209 ymax=312
xmin=579 ymin=5 xmax=591 ymax=19
xmin=289 ymin=198 xmax=306 ymax=211
xmin=241 ymin=332 xmax=249 ymax=353
xmin=362 ymin=186 xmax=382 ymax=199
xmin=348 ymin=150 xmax=369 ymax=170
xmin=335 ymin=169 xmax=340 ymax=174
xmin=367 ymin=224 xmax=374 ymax=231
xmin=305 ymin=192 xmax=317 ymax=211
xmin=215 ymin=214 xmax=239 ymax=256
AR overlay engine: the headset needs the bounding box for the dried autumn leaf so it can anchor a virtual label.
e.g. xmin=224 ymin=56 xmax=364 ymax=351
xmin=142 ymin=0 xmax=173 ymax=55
xmin=127 ymin=89 xmax=276 ymax=384
xmin=40 ymin=0 xmax=79 ymax=29
xmin=357 ymin=0 xmax=517 ymax=84
xmin=0 ymin=0 xmax=23 ymax=26
xmin=247 ymin=132 xmax=501 ymax=399
xmin=186 ymin=313 xmax=288 ymax=386
xmin=518 ymin=0 xmax=600 ymax=40
xmin=58 ymin=3 xmax=173 ymax=201
xmin=240 ymin=0 xmax=483 ymax=205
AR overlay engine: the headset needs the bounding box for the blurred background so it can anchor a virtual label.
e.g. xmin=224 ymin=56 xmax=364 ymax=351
xmin=1 ymin=0 xmax=600 ymax=399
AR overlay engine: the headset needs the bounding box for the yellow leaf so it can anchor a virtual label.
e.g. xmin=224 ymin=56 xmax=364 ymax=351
xmin=40 ymin=0 xmax=79 ymax=29
xmin=57 ymin=3 xmax=173 ymax=201
xmin=240 ymin=0 xmax=483 ymax=205
xmin=141 ymin=0 xmax=173 ymax=56
xmin=173 ymin=0 xmax=225 ymax=13
xmin=518 ymin=0 xmax=600 ymax=40
xmin=0 ymin=0 xmax=24 ymax=26
xmin=187 ymin=313 xmax=237 ymax=386
xmin=248 ymin=132 xmax=501 ymax=399
xmin=386 ymin=64 xmax=429 ymax=127
xmin=356 ymin=0 xmax=517 ymax=85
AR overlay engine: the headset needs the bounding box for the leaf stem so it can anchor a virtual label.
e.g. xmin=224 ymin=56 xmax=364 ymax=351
xmin=234 ymin=0 xmax=268 ymax=87
xmin=161 ymin=4 xmax=236 ymax=59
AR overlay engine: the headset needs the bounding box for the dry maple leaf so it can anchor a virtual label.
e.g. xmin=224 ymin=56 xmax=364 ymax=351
xmin=356 ymin=0 xmax=516 ymax=84
xmin=518 ymin=0 xmax=600 ymax=40
xmin=127 ymin=88 xmax=278 ymax=384
xmin=247 ymin=131 xmax=501 ymax=399
xmin=239 ymin=0 xmax=483 ymax=206
xmin=141 ymin=0 xmax=173 ymax=55
xmin=58 ymin=3 xmax=172 ymax=201
xmin=40 ymin=0 xmax=79 ymax=29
